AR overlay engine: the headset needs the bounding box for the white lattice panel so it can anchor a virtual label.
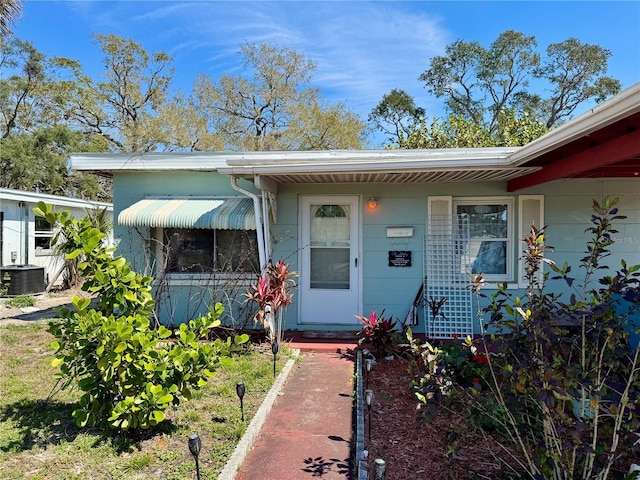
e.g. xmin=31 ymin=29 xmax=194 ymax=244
xmin=424 ymin=215 xmax=473 ymax=339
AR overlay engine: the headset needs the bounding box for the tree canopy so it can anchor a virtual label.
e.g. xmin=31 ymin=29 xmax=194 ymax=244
xmin=0 ymin=0 xmax=22 ymax=38
xmin=372 ymin=30 xmax=620 ymax=148
xmin=0 ymin=36 xmax=366 ymax=199
xmin=191 ymin=42 xmax=364 ymax=151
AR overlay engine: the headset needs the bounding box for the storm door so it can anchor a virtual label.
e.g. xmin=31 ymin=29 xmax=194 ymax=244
xmin=299 ymin=196 xmax=360 ymax=324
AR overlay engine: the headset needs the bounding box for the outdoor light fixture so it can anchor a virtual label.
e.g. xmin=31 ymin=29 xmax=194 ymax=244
xmin=188 ymin=433 xmax=202 ymax=480
xmin=367 ymin=197 xmax=378 ymax=209
xmin=236 ymin=381 xmax=246 ymax=421
xmin=374 ymin=458 xmax=387 ymax=480
xmin=365 ymin=389 xmax=374 ymax=441
xmin=365 ymin=358 xmax=373 ymax=389
xmin=271 ymin=342 xmax=279 ymax=378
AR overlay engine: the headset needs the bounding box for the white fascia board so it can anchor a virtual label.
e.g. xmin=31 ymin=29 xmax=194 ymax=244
xmin=71 ymin=147 xmax=521 ymax=175
xmin=70 ymin=152 xmax=229 ymax=172
xmin=0 ymin=188 xmax=112 ymax=210
xmin=217 ymin=147 xmax=521 ymax=175
xmin=509 ymin=82 xmax=640 ymax=166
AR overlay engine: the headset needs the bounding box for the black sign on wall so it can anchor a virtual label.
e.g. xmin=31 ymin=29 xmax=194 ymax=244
xmin=388 ymin=250 xmax=411 ymax=267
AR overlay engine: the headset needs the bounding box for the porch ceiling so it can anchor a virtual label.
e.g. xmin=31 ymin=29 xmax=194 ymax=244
xmin=249 ymin=167 xmax=542 ymax=184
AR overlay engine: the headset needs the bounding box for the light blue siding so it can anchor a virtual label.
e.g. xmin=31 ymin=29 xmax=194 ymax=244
xmin=113 ymin=173 xmax=639 ymax=333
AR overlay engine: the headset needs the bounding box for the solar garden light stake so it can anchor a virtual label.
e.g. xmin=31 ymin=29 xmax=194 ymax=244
xmin=271 ymin=341 xmax=279 ymax=378
xmin=365 ymin=389 xmax=374 ymax=441
xmin=365 ymin=357 xmax=373 ymax=389
xmin=188 ymin=433 xmax=202 ymax=480
xmin=236 ymin=381 xmax=246 ymax=421
xmin=374 ymin=458 xmax=387 ymax=480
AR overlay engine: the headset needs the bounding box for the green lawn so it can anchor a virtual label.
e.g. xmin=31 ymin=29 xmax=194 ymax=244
xmin=0 ymin=321 xmax=287 ymax=480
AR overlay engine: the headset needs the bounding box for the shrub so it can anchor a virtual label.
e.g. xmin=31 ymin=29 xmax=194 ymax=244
xmin=470 ymin=197 xmax=640 ymax=479
xmin=406 ymin=328 xmax=456 ymax=422
xmin=36 ymin=203 xmax=249 ymax=432
xmin=356 ymin=309 xmax=399 ymax=359
xmin=245 ymin=259 xmax=297 ymax=343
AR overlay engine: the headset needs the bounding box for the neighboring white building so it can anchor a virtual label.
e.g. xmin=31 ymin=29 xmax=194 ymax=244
xmin=0 ymin=188 xmax=112 ymax=293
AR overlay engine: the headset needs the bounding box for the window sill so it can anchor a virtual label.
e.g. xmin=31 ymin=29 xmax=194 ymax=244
xmin=156 ymin=274 xmax=256 ymax=287
xmin=475 ymin=281 xmax=519 ymax=290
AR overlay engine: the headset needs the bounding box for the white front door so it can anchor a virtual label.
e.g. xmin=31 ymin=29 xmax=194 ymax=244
xmin=299 ymin=196 xmax=360 ymax=325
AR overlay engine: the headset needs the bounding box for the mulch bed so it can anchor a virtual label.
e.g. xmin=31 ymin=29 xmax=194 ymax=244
xmin=364 ymin=355 xmax=520 ymax=480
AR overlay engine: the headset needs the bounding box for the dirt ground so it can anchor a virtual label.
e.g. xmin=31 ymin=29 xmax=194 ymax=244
xmin=0 ymin=287 xmax=89 ymax=325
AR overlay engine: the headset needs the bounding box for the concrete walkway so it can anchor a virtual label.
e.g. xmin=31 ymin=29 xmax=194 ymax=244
xmin=234 ymin=352 xmax=355 ymax=480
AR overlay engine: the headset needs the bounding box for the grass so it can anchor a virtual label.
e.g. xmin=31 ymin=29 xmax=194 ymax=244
xmin=3 ymin=295 xmax=37 ymax=308
xmin=0 ymin=321 xmax=290 ymax=480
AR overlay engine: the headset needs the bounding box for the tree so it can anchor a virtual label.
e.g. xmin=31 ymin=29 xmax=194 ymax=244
xmin=192 ymin=42 xmax=365 ymax=151
xmin=0 ymin=38 xmax=65 ymax=138
xmin=419 ymin=30 xmax=620 ymax=132
xmin=397 ymin=109 xmax=547 ymax=149
xmin=0 ymin=38 xmax=107 ymax=200
xmin=0 ymin=124 xmax=106 ymax=198
xmin=57 ymin=34 xmax=174 ymax=153
xmin=523 ymin=38 xmax=622 ymax=128
xmin=368 ymin=89 xmax=425 ymax=145
xmin=155 ymin=92 xmax=224 ymax=152
xmin=281 ymin=97 xmax=365 ymax=150
xmin=0 ymin=0 xmax=22 ymax=38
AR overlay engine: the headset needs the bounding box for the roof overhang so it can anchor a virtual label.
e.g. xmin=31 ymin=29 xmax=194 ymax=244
xmin=507 ymin=82 xmax=640 ymax=191
xmin=71 ymin=148 xmax=541 ymax=184
xmin=0 ymin=187 xmax=113 ymax=210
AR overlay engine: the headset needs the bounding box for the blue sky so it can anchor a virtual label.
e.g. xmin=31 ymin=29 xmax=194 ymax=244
xmin=12 ymin=1 xmax=640 ymax=146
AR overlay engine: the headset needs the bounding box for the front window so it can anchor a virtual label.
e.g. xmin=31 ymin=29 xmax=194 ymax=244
xmin=455 ymin=199 xmax=512 ymax=281
xmin=163 ymin=228 xmax=259 ymax=274
xmin=35 ymin=216 xmax=54 ymax=255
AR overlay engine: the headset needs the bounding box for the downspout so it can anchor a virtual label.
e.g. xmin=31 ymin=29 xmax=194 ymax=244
xmin=230 ymin=177 xmax=267 ymax=272
xmin=19 ymin=201 xmax=28 ymax=265
xmin=261 ymin=191 xmax=271 ymax=262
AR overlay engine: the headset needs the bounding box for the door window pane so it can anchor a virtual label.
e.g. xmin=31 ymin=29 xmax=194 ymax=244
xmin=310 ymin=247 xmax=350 ymax=289
xmin=310 ymin=204 xmax=350 ymax=289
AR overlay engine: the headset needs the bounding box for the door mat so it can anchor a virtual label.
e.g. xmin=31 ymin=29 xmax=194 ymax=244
xmin=301 ymin=330 xmax=360 ymax=340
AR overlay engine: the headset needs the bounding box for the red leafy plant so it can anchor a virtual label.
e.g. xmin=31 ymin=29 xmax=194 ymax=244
xmin=245 ymin=260 xmax=297 ymax=342
xmin=356 ymin=309 xmax=399 ymax=359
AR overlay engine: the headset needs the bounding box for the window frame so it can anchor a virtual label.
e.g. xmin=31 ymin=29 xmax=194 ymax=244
xmin=34 ymin=215 xmax=55 ymax=256
xmin=453 ymin=197 xmax=514 ymax=283
xmin=152 ymin=227 xmax=260 ymax=281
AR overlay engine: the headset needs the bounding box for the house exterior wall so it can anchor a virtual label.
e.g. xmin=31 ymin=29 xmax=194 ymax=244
xmin=271 ymin=178 xmax=639 ymax=335
xmin=112 ymin=172 xmax=261 ymax=326
xmin=0 ymin=189 xmax=113 ymax=292
xmin=111 ymin=173 xmax=639 ymax=335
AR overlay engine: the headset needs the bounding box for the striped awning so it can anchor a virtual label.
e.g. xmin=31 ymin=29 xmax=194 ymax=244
xmin=118 ymin=197 xmax=256 ymax=230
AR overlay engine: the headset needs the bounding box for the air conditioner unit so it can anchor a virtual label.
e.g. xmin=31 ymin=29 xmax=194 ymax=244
xmin=0 ymin=265 xmax=45 ymax=296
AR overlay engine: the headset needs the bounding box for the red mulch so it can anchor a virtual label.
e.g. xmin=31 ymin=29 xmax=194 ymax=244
xmin=364 ymin=355 xmax=520 ymax=480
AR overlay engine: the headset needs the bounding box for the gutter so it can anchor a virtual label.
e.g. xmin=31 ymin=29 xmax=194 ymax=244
xmin=229 ymin=177 xmax=268 ymax=272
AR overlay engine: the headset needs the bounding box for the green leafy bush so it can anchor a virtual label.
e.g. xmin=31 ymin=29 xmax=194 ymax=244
xmin=406 ymin=328 xmax=456 ymax=422
xmin=36 ymin=202 xmax=249 ymax=432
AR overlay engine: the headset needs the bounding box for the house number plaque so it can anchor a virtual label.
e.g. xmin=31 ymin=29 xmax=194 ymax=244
xmin=388 ymin=250 xmax=411 ymax=267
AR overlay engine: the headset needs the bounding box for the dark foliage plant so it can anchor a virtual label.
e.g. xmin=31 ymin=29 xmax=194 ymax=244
xmin=469 ymin=197 xmax=640 ymax=479
xmin=356 ymin=309 xmax=399 ymax=359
